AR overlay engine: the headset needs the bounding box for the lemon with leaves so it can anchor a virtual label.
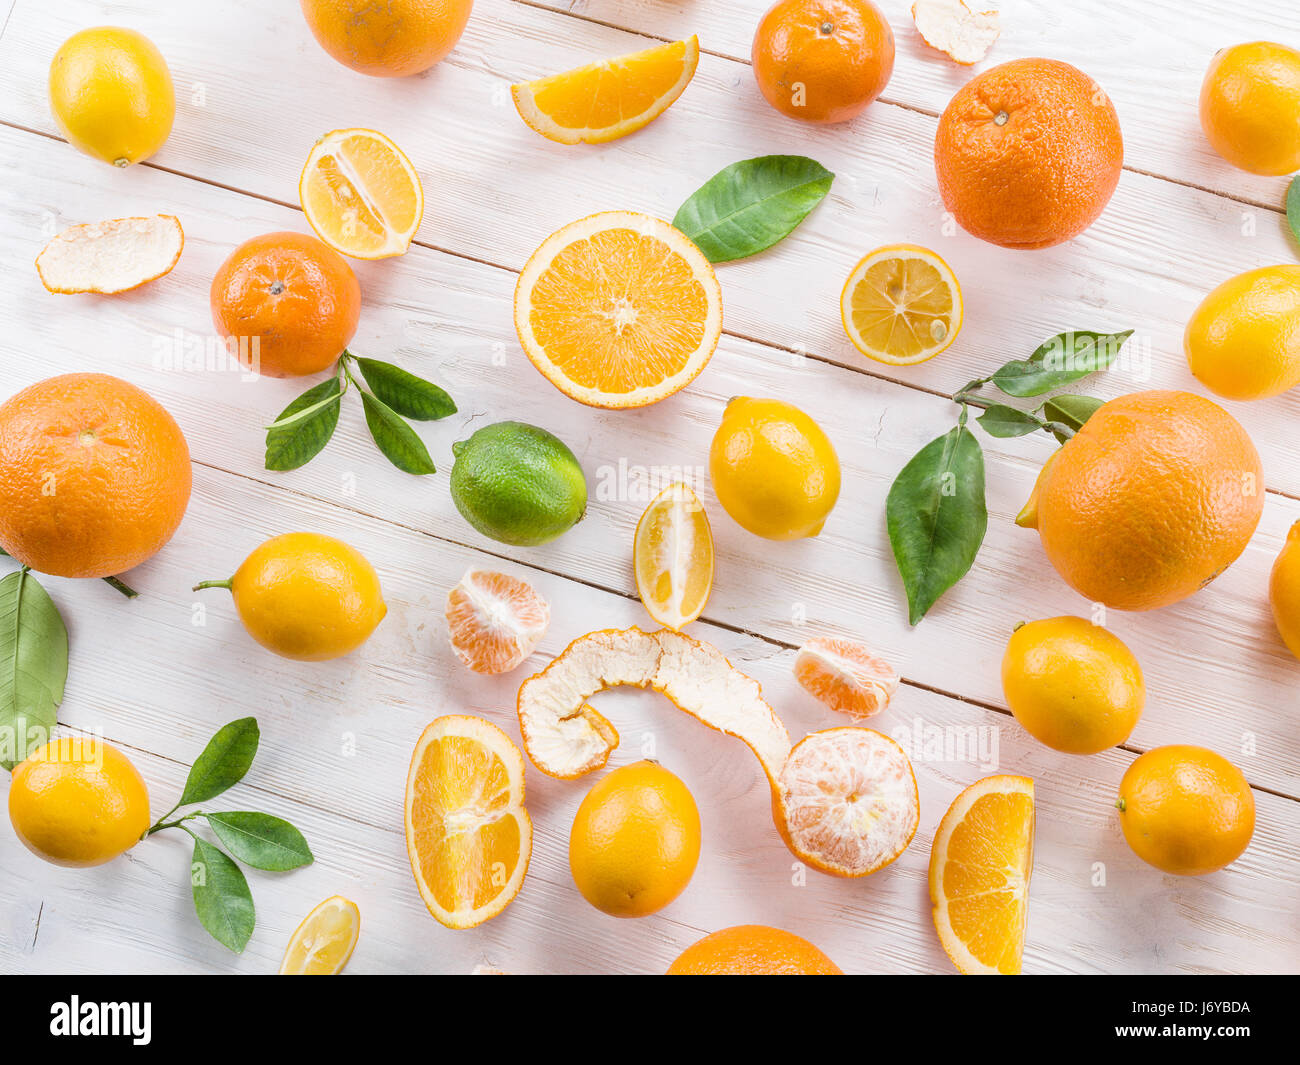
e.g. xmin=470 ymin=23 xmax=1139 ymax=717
xmin=49 ymin=27 xmax=175 ymax=166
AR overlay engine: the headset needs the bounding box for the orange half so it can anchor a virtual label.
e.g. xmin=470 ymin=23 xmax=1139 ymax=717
xmin=299 ymin=128 xmax=423 ymax=259
xmin=514 ymin=211 xmax=722 ymax=408
xmin=404 ymin=715 xmax=533 ymax=929
xmin=511 ymin=36 xmax=699 ymax=145
xmin=929 ymin=775 xmax=1035 ymax=975
xmin=634 ymin=482 xmax=714 ymax=630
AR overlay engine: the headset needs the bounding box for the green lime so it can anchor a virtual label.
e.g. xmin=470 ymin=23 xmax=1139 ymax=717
xmin=449 ymin=421 xmax=587 ymax=546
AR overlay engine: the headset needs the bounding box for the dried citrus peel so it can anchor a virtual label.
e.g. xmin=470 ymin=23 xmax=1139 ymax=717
xmin=911 ymin=0 xmax=1001 ymax=65
xmin=517 ymin=627 xmax=919 ymax=876
xmin=36 ymin=214 xmax=183 ymax=294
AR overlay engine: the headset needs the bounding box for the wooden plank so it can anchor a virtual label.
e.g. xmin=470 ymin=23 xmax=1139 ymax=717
xmin=0 ymin=465 xmax=1295 ymax=975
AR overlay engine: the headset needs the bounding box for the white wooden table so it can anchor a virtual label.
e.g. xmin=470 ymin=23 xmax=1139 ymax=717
xmin=1 ymin=0 xmax=1298 ymax=975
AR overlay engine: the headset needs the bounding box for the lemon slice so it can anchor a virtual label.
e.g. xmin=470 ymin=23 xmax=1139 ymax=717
xmin=634 ymin=481 xmax=714 ymax=630
xmin=279 ymin=895 xmax=361 ymax=975
xmin=840 ymin=244 xmax=963 ymax=365
xmin=299 ymin=128 xmax=423 ymax=259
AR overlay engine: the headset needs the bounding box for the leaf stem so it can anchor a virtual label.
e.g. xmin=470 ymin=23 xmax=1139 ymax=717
xmin=192 ymin=579 xmax=233 ymax=592
xmin=101 ymin=575 xmax=139 ymax=598
xmin=146 ymin=810 xmax=203 ymax=837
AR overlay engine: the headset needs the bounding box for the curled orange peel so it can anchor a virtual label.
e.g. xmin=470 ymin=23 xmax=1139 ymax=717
xmin=517 ymin=627 xmax=918 ymax=877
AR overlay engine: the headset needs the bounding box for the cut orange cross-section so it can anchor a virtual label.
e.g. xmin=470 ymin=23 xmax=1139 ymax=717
xmin=634 ymin=481 xmax=714 ymax=630
xmin=511 ymin=36 xmax=699 ymax=145
xmin=929 ymin=774 xmax=1035 ymax=975
xmin=299 ymin=128 xmax=423 ymax=259
xmin=515 ymin=211 xmax=723 ymax=408
xmin=279 ymin=895 xmax=360 ymax=975
xmin=405 ymin=715 xmax=533 ymax=929
xmin=841 ymin=244 xmax=963 ymax=365
xmin=445 ymin=568 xmax=550 ymax=674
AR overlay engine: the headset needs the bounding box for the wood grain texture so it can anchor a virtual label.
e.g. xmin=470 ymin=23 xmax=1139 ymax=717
xmin=0 ymin=0 xmax=1295 ymax=975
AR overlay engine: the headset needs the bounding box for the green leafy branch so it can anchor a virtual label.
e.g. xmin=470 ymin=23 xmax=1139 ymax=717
xmin=886 ymin=329 xmax=1133 ymax=625
xmin=265 ymin=351 xmax=456 ymax=474
xmin=145 ymin=718 xmax=312 ymax=953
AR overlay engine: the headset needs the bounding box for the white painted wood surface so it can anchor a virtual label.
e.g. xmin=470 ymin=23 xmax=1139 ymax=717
xmin=0 ymin=0 xmax=1297 ymax=974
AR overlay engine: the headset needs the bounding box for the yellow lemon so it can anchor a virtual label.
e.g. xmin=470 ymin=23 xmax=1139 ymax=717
xmin=1184 ymin=265 xmax=1300 ymax=400
xmin=709 ymin=397 xmax=840 ymax=540
xmin=1269 ymin=520 xmax=1300 ymax=660
xmin=49 ymin=27 xmax=175 ymax=167
xmin=1001 ymin=616 xmax=1144 ymax=755
xmin=195 ymin=532 xmax=387 ymax=661
xmin=569 ymin=761 xmax=701 ymax=918
xmin=1199 ymin=42 xmax=1300 ymax=176
xmin=9 ymin=737 xmax=151 ymax=867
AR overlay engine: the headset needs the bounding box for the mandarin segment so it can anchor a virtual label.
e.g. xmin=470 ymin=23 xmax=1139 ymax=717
xmin=445 ymin=568 xmax=550 ymax=674
xmin=793 ymin=636 xmax=899 ymax=719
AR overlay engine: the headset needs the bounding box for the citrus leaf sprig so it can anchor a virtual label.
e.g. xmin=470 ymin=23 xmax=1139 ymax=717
xmin=886 ymin=330 xmax=1132 ymax=625
xmin=146 ymin=718 xmax=313 ymax=953
xmin=0 ymin=567 xmax=67 ymax=770
xmin=265 ymin=351 xmax=456 ymax=474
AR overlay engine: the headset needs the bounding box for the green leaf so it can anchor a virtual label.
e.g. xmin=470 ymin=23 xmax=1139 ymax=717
xmin=351 ymin=357 xmax=456 ymax=421
xmin=1287 ymin=176 xmax=1300 ymax=248
xmin=265 ymin=376 xmax=342 ymax=472
xmin=672 ymin=155 xmax=834 ymax=263
xmin=992 ymin=330 xmax=1133 ymax=397
xmin=0 ymin=570 xmax=68 ymax=770
xmin=975 ymin=404 xmax=1042 ymax=438
xmin=191 ymin=837 xmax=256 ymax=952
xmin=359 ymin=390 xmax=436 ymax=474
xmin=1039 ymin=394 xmax=1105 ymax=441
xmin=205 ymin=812 xmax=313 ymax=871
xmin=180 ymin=718 xmax=260 ymax=805
xmin=886 ymin=425 xmax=988 ymax=625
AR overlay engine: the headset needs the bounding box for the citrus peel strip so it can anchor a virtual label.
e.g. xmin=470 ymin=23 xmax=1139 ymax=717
xmin=517 ymin=627 xmax=918 ymax=876
xmin=36 ymin=214 xmax=183 ymax=295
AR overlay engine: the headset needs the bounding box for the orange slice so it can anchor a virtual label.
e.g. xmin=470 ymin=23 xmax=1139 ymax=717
xmin=445 ymin=568 xmax=550 ymax=675
xmin=516 ymin=627 xmax=920 ymax=877
xmin=775 ymin=727 xmax=919 ymax=877
xmin=794 ymin=636 xmax=900 ymax=720
xmin=36 ymin=214 xmax=183 ymax=294
xmin=405 ymin=715 xmax=533 ymax=929
xmin=299 ymin=128 xmax=423 ymax=259
xmin=514 ymin=211 xmax=722 ymax=408
xmin=511 ymin=36 xmax=699 ymax=145
xmin=634 ymin=482 xmax=714 ymax=630
xmin=929 ymin=775 xmax=1035 ymax=975
xmin=279 ymin=895 xmax=361 ymax=975
xmin=841 ymin=244 xmax=963 ymax=365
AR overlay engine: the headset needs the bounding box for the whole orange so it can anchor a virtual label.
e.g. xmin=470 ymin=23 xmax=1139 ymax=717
xmin=666 ymin=924 xmax=842 ymax=974
xmin=299 ymin=0 xmax=473 ymax=78
xmin=1117 ymin=745 xmax=1255 ymax=876
xmin=0 ymin=373 xmax=191 ymax=578
xmin=751 ymin=0 xmax=894 ymax=124
xmin=1017 ymin=391 xmax=1263 ymax=611
xmin=934 ymin=58 xmax=1123 ymax=249
xmin=1199 ymin=42 xmax=1300 ymax=176
xmin=210 ymin=231 xmax=361 ymax=378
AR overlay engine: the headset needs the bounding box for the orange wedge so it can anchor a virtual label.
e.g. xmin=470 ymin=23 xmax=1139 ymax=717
xmin=841 ymin=244 xmax=963 ymax=365
xmin=515 ymin=211 xmax=722 ymax=408
xmin=634 ymin=482 xmax=714 ymax=630
xmin=929 ymin=775 xmax=1035 ymax=975
xmin=511 ymin=36 xmax=699 ymax=145
xmin=405 ymin=715 xmax=532 ymax=929
xmin=279 ymin=895 xmax=361 ymax=975
xmin=36 ymin=214 xmax=183 ymax=294
xmin=445 ymin=568 xmax=550 ymax=674
xmin=299 ymin=128 xmax=423 ymax=259
xmin=794 ymin=637 xmax=900 ymax=720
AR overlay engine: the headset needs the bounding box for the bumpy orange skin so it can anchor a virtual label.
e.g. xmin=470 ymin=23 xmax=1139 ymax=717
xmin=1023 ymin=391 xmax=1263 ymax=612
xmin=299 ymin=0 xmax=473 ymax=78
xmin=1269 ymin=520 xmax=1300 ymax=661
xmin=1199 ymin=42 xmax=1300 ymax=176
xmin=667 ymin=924 xmax=842 ymax=974
xmin=9 ymin=738 xmax=151 ymax=867
xmin=935 ymin=58 xmax=1123 ymax=249
xmin=0 ymin=374 xmax=191 ymax=578
xmin=751 ymin=0 xmax=894 ymax=124
xmin=1117 ymin=746 xmax=1255 ymax=876
xmin=211 ymin=232 xmax=360 ymax=379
